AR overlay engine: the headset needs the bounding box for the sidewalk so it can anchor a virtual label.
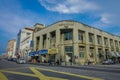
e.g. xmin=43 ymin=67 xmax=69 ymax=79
xmin=89 ymin=64 xmax=120 ymax=69
xmin=28 ymin=62 xmax=120 ymax=69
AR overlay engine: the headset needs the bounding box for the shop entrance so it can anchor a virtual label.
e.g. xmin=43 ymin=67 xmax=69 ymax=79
xmin=48 ymin=54 xmax=56 ymax=64
xmin=66 ymin=53 xmax=72 ymax=65
xmin=105 ymin=49 xmax=109 ymax=59
xmin=41 ymin=54 xmax=47 ymax=63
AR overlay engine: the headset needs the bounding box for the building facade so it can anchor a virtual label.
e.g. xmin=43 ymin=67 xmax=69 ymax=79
xmin=15 ymin=27 xmax=33 ymax=60
xmin=32 ymin=20 xmax=120 ymax=65
xmin=7 ymin=39 xmax=16 ymax=58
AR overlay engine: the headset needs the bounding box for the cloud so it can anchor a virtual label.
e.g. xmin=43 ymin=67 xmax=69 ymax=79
xmin=100 ymin=13 xmax=111 ymax=24
xmin=39 ymin=0 xmax=120 ymax=31
xmin=39 ymin=0 xmax=112 ymax=28
xmin=39 ymin=0 xmax=98 ymax=14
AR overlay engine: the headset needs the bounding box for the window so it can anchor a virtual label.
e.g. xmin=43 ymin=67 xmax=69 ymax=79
xmin=79 ymin=52 xmax=84 ymax=58
xmin=110 ymin=39 xmax=113 ymax=46
xmin=65 ymin=46 xmax=73 ymax=53
xmin=89 ymin=33 xmax=94 ymax=43
xmin=43 ymin=34 xmax=47 ymax=48
xmin=64 ymin=32 xmax=73 ymax=40
xmin=36 ymin=36 xmax=40 ymax=50
xmin=26 ymin=32 xmax=31 ymax=35
xmin=78 ymin=30 xmax=84 ymax=41
xmin=104 ymin=37 xmax=108 ymax=46
xmin=97 ymin=35 xmax=101 ymax=44
xmin=115 ymin=40 xmax=118 ymax=47
xmin=119 ymin=41 xmax=120 ymax=47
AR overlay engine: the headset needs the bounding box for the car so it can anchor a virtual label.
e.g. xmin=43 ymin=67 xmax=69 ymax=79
xmin=17 ymin=58 xmax=26 ymax=64
xmin=12 ymin=58 xmax=17 ymax=62
xmin=8 ymin=58 xmax=12 ymax=61
xmin=102 ymin=59 xmax=115 ymax=64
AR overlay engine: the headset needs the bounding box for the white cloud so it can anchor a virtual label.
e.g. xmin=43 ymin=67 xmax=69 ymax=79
xmin=100 ymin=13 xmax=112 ymax=24
xmin=39 ymin=0 xmax=98 ymax=14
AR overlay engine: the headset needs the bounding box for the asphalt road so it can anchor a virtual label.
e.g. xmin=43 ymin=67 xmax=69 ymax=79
xmin=0 ymin=59 xmax=120 ymax=80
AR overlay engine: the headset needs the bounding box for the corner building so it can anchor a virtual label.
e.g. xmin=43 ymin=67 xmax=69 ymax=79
xmin=34 ymin=20 xmax=120 ymax=65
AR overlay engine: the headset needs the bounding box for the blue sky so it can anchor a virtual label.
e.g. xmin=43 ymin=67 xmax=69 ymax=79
xmin=0 ymin=0 xmax=120 ymax=54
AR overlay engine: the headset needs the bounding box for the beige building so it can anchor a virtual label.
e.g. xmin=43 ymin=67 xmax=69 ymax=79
xmin=33 ymin=20 xmax=120 ymax=65
xmin=7 ymin=39 xmax=16 ymax=58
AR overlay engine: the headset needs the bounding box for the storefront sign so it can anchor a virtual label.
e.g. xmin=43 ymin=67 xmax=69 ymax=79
xmin=48 ymin=48 xmax=58 ymax=54
xmin=38 ymin=49 xmax=48 ymax=54
xmin=29 ymin=52 xmax=34 ymax=56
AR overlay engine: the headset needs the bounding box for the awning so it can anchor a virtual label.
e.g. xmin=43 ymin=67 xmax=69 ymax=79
xmin=34 ymin=51 xmax=39 ymax=56
xmin=28 ymin=52 xmax=34 ymax=56
xmin=109 ymin=52 xmax=117 ymax=57
xmin=29 ymin=51 xmax=39 ymax=56
xmin=115 ymin=52 xmax=120 ymax=57
xmin=38 ymin=49 xmax=48 ymax=54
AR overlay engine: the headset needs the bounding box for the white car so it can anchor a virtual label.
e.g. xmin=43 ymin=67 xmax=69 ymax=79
xmin=17 ymin=58 xmax=26 ymax=64
xmin=102 ymin=59 xmax=115 ymax=64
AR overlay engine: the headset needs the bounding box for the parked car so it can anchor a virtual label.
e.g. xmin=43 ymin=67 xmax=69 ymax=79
xmin=102 ymin=59 xmax=115 ymax=64
xmin=7 ymin=58 xmax=12 ymax=61
xmin=12 ymin=58 xmax=17 ymax=62
xmin=17 ymin=58 xmax=26 ymax=64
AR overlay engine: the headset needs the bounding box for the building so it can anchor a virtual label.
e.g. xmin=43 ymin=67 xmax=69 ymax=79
xmin=30 ymin=23 xmax=45 ymax=62
xmin=32 ymin=20 xmax=120 ymax=65
xmin=15 ymin=27 xmax=34 ymax=60
xmin=7 ymin=39 xmax=16 ymax=58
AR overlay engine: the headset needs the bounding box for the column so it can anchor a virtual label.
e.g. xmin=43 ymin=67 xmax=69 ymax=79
xmin=61 ymin=33 xmax=65 ymax=65
xmin=85 ymin=31 xmax=89 ymax=65
xmin=101 ymin=36 xmax=105 ymax=59
xmin=73 ymin=28 xmax=79 ymax=64
xmin=108 ymin=38 xmax=111 ymax=51
xmin=94 ymin=34 xmax=98 ymax=63
xmin=56 ymin=29 xmax=61 ymax=61
xmin=113 ymin=40 xmax=116 ymax=52
xmin=56 ymin=29 xmax=60 ymax=47
xmin=33 ymin=33 xmax=36 ymax=51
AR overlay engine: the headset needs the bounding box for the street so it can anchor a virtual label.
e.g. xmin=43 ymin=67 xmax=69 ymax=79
xmin=0 ymin=59 xmax=120 ymax=80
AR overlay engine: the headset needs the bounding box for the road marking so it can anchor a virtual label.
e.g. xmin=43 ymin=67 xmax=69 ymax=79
xmin=0 ymin=70 xmax=37 ymax=77
xmin=36 ymin=67 xmax=104 ymax=80
xmin=0 ymin=67 xmax=104 ymax=80
xmin=0 ymin=72 xmax=8 ymax=80
xmin=30 ymin=67 xmax=68 ymax=80
xmin=0 ymin=67 xmax=67 ymax=80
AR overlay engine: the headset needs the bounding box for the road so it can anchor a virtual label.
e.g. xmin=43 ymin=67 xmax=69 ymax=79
xmin=0 ymin=59 xmax=120 ymax=80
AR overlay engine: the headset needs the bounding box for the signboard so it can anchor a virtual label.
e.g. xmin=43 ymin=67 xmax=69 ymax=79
xmin=38 ymin=49 xmax=48 ymax=54
xmin=30 ymin=40 xmax=34 ymax=47
xmin=29 ymin=52 xmax=34 ymax=56
xmin=48 ymin=48 xmax=58 ymax=54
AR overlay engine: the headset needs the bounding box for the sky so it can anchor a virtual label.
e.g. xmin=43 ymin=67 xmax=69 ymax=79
xmin=0 ymin=0 xmax=120 ymax=54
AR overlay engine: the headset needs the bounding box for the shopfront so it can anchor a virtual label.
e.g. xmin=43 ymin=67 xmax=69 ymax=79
xmin=38 ymin=49 xmax=48 ymax=63
xmin=29 ymin=51 xmax=39 ymax=62
xmin=48 ymin=48 xmax=58 ymax=64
